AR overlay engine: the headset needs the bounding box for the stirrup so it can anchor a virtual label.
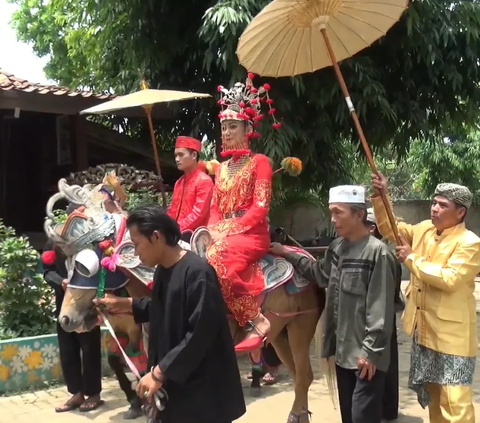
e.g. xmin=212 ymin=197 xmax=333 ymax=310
xmin=234 ymin=321 xmax=267 ymax=353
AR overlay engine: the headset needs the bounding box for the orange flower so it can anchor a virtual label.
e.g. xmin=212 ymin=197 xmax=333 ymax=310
xmin=51 ymin=364 xmax=62 ymax=379
xmin=198 ymin=160 xmax=207 ymax=173
xmin=281 ymin=157 xmax=303 ymax=176
xmin=0 ymin=365 xmax=10 ymax=382
xmin=206 ymin=160 xmax=220 ymax=176
xmin=27 ymin=371 xmax=39 ymax=383
xmin=0 ymin=344 xmax=18 ymax=361
xmin=24 ymin=351 xmax=43 ymax=370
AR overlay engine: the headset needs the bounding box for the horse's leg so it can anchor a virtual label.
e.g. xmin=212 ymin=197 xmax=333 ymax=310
xmin=270 ymin=329 xmax=296 ymax=379
xmin=247 ymin=313 xmax=288 ymax=397
xmin=108 ymin=354 xmax=143 ymax=419
xmin=286 ymin=309 xmax=321 ymax=423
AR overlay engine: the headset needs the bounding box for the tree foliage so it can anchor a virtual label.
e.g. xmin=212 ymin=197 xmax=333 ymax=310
xmin=348 ymin=142 xmax=424 ymax=201
xmin=350 ymin=126 xmax=480 ymax=204
xmin=9 ymin=0 xmax=480 ymax=189
xmin=410 ymin=129 xmax=480 ymax=203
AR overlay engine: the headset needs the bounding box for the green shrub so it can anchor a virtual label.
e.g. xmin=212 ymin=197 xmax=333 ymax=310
xmin=0 ymin=219 xmax=55 ymax=340
xmin=123 ymin=185 xmax=171 ymax=212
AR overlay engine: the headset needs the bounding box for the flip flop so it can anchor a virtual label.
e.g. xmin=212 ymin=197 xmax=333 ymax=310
xmin=79 ymin=399 xmax=105 ymax=412
xmin=55 ymin=401 xmax=83 ymax=413
xmin=263 ymin=372 xmax=279 ymax=385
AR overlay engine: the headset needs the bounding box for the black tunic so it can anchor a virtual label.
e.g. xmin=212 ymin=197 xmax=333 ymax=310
xmin=132 ymin=251 xmax=246 ymax=423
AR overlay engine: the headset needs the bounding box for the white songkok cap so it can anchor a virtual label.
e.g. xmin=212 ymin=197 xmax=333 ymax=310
xmin=329 ymin=185 xmax=365 ymax=204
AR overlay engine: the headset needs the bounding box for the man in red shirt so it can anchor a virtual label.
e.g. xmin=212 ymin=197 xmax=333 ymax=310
xmin=167 ymin=136 xmax=214 ymax=241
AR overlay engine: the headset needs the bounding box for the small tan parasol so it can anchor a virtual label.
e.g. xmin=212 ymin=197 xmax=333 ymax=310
xmin=80 ymin=81 xmax=211 ymax=207
xmin=237 ymin=0 xmax=409 ymax=243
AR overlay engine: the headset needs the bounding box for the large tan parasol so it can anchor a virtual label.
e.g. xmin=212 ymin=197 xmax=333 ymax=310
xmin=80 ymin=82 xmax=211 ymax=207
xmin=237 ymin=0 xmax=409 ymax=243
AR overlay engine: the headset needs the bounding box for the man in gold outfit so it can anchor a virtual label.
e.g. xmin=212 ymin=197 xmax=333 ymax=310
xmin=371 ymin=173 xmax=480 ymax=423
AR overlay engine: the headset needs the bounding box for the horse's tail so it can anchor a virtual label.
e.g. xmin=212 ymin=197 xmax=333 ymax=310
xmin=314 ymin=284 xmax=338 ymax=410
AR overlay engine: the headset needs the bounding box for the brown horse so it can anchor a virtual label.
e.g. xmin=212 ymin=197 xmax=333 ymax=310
xmin=59 ymin=254 xmax=324 ymax=423
xmin=47 ymin=178 xmax=326 ymax=423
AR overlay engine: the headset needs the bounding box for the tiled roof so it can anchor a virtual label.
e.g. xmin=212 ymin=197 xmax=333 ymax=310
xmin=0 ymin=69 xmax=116 ymax=100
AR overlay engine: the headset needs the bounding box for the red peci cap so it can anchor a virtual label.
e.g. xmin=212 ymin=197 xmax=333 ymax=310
xmin=175 ymin=136 xmax=202 ymax=152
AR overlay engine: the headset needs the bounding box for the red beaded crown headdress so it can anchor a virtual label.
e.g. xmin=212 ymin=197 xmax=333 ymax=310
xmin=217 ymin=73 xmax=281 ymax=157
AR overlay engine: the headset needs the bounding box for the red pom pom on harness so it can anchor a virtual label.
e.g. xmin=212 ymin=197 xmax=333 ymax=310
xmin=41 ymin=250 xmax=56 ymax=266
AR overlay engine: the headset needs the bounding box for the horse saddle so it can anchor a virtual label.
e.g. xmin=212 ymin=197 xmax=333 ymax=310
xmin=191 ymin=227 xmax=310 ymax=294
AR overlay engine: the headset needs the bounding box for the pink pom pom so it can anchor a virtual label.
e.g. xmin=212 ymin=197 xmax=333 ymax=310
xmin=101 ymin=254 xmax=119 ymax=272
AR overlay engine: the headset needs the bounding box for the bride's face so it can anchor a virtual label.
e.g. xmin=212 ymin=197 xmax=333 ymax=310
xmin=221 ymin=120 xmax=246 ymax=150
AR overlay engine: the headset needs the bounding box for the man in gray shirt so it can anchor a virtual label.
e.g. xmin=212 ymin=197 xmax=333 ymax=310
xmin=366 ymin=208 xmax=405 ymax=422
xmin=270 ymin=185 xmax=396 ymax=423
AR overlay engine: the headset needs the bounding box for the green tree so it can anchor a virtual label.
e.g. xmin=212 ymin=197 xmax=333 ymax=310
xmin=349 ymin=126 xmax=480 ymax=203
xmin=349 ymin=142 xmax=424 ymax=201
xmin=410 ymin=129 xmax=480 ymax=203
xmin=9 ymin=0 xmax=480 ymax=190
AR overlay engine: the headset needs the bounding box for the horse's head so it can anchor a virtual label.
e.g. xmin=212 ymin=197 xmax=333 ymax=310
xmin=44 ymin=179 xmax=155 ymax=333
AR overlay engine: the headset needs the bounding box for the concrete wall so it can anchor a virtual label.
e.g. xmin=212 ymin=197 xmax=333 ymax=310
xmin=278 ymin=199 xmax=480 ymax=240
xmin=0 ymin=329 xmax=116 ymax=394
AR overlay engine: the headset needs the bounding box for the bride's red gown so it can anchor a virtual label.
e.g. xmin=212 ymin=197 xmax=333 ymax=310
xmin=206 ymin=153 xmax=272 ymax=326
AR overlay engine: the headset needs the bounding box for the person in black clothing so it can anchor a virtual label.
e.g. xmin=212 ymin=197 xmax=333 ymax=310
xmin=365 ymin=209 xmax=405 ymax=422
xmin=42 ymin=238 xmax=104 ymax=413
xmin=95 ymin=205 xmax=246 ymax=423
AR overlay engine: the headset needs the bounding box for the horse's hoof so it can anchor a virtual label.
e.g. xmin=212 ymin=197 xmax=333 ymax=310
xmin=123 ymin=407 xmax=143 ymax=420
xmin=250 ymin=387 xmax=262 ymax=398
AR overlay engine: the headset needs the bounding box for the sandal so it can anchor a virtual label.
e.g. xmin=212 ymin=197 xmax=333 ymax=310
xmin=263 ymin=371 xmax=279 ymax=385
xmin=79 ymin=398 xmax=105 ymax=412
xmin=55 ymin=400 xmax=83 ymax=413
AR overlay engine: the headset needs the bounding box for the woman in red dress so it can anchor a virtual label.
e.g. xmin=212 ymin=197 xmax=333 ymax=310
xmin=206 ymin=75 xmax=282 ymax=354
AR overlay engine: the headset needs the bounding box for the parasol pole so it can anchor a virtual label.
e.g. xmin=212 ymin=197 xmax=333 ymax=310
xmin=320 ymin=28 xmax=401 ymax=245
xmin=140 ymin=80 xmax=168 ymax=208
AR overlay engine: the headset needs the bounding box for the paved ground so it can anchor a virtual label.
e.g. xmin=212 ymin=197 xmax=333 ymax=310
xmin=2 ymin=282 xmax=480 ymax=422
xmin=2 ymin=325 xmax=480 ymax=423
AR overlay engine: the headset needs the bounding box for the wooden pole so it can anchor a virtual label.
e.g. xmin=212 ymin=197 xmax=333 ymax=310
xmin=321 ymin=28 xmax=401 ymax=245
xmin=143 ymin=106 xmax=167 ymax=208
xmin=287 ymin=235 xmax=304 ymax=248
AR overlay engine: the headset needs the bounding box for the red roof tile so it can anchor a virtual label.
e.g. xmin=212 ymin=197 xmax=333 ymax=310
xmin=0 ymin=69 xmax=116 ymax=101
